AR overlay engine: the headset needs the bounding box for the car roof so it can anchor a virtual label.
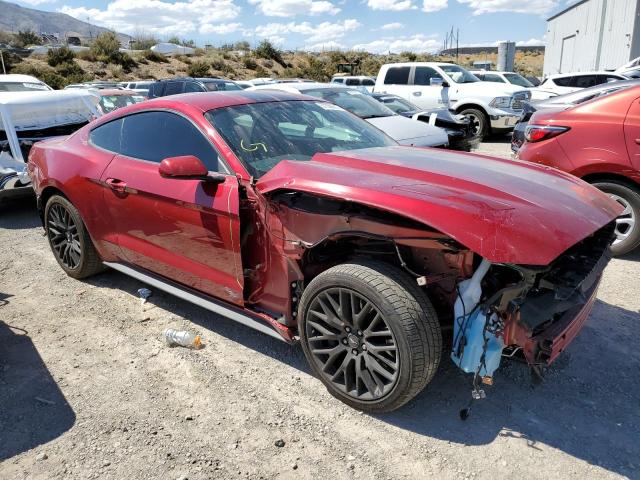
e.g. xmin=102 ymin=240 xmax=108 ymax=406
xmin=548 ymin=71 xmax=626 ymax=78
xmin=250 ymin=82 xmax=352 ymax=93
xmin=536 ymin=79 xmax=640 ymax=106
xmin=381 ymin=62 xmax=456 ymax=68
xmin=94 ymin=90 xmax=318 ymax=123
xmin=0 ymin=74 xmax=46 ymax=83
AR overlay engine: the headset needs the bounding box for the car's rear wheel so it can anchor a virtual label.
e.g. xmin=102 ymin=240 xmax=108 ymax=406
xmin=45 ymin=195 xmax=103 ymax=279
xmin=459 ymin=108 xmax=487 ymax=140
xmin=298 ymin=260 xmax=442 ymax=413
xmin=592 ymin=181 xmax=640 ymax=256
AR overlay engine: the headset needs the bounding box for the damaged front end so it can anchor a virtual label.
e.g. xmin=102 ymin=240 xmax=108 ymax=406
xmin=451 ymin=221 xmax=615 ymax=386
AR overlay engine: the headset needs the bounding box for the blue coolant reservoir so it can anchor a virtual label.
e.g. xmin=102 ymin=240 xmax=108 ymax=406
xmin=451 ymin=310 xmax=504 ymax=376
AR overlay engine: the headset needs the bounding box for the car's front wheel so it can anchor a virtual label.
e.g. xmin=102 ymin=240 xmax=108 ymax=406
xmin=298 ymin=261 xmax=442 ymax=413
xmin=592 ymin=181 xmax=640 ymax=256
xmin=459 ymin=108 xmax=487 ymax=140
xmin=45 ymin=195 xmax=103 ymax=279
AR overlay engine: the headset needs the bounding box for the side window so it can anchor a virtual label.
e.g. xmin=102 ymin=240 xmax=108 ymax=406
xmin=484 ymin=74 xmax=505 ymax=83
xmin=185 ymin=81 xmax=202 ymax=92
xmin=413 ymin=66 xmax=443 ymax=86
xmin=553 ymin=76 xmax=573 ymax=87
xmin=383 ymin=67 xmax=410 ymax=85
xmin=164 ymin=81 xmax=184 ymax=96
xmin=474 ymin=73 xmax=484 ymax=80
xmin=332 ymin=78 xmax=344 ymax=84
xmin=603 ymin=75 xmax=623 ymax=83
xmin=574 ymin=75 xmax=597 ymax=88
xmin=362 ymin=78 xmax=375 ymax=86
xmin=345 ymin=78 xmax=360 ymax=86
xmin=129 ymin=83 xmax=137 ymax=89
xmin=89 ymin=118 xmax=123 ymax=153
xmin=120 ymin=111 xmax=223 ymax=172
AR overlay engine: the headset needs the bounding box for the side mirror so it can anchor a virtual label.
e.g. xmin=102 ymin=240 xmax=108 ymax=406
xmin=430 ymin=77 xmax=449 ymax=88
xmin=159 ymin=155 xmax=225 ymax=183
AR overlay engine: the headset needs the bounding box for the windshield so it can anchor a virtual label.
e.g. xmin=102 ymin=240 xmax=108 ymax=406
xmin=302 ymin=88 xmax=395 ymax=119
xmin=99 ymin=94 xmax=146 ymax=113
xmin=504 ymin=73 xmax=534 ymax=88
xmin=440 ymin=65 xmax=479 ymax=84
xmin=376 ymin=95 xmax=417 ymax=113
xmin=206 ymin=100 xmax=395 ymax=178
xmin=0 ymin=82 xmax=50 ymax=92
xmin=204 ymin=81 xmax=242 ymax=91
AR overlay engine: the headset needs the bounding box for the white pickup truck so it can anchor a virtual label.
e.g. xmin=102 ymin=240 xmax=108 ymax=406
xmin=373 ymin=62 xmax=531 ymax=139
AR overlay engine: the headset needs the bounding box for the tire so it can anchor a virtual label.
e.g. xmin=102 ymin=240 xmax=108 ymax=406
xmin=458 ymin=108 xmax=487 ymax=140
xmin=298 ymin=260 xmax=442 ymax=413
xmin=592 ymin=181 xmax=640 ymax=256
xmin=44 ymin=195 xmax=103 ymax=279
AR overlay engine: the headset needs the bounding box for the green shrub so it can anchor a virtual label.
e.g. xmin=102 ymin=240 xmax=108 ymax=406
xmin=242 ymin=57 xmax=257 ymax=70
xmin=130 ymin=36 xmax=157 ymax=50
xmin=253 ymin=65 xmax=268 ymax=78
xmin=9 ymin=63 xmax=65 ymax=89
xmin=47 ymin=46 xmax=75 ymax=67
xmin=89 ymin=32 xmax=137 ymax=72
xmin=254 ymin=40 xmax=285 ymax=67
xmin=16 ymin=30 xmax=42 ymax=47
xmin=142 ymin=49 xmax=168 ymax=63
xmin=187 ymin=61 xmax=210 ymax=77
xmin=75 ymin=49 xmax=97 ymax=62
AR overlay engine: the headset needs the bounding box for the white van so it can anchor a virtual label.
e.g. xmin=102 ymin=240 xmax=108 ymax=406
xmin=331 ymin=75 xmax=376 ymax=92
xmin=373 ymin=62 xmax=530 ymax=138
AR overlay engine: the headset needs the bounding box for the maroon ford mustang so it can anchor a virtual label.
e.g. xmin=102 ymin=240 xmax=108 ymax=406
xmin=28 ymin=91 xmax=620 ymax=412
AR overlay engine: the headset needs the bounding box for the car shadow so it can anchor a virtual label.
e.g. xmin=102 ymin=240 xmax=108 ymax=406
xmin=0 ymin=197 xmax=40 ymax=230
xmin=0 ymin=318 xmax=76 ymax=461
xmin=618 ymin=248 xmax=640 ymax=263
xmin=84 ymin=270 xmax=639 ymax=477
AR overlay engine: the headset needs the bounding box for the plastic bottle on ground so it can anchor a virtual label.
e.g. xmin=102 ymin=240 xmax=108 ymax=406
xmin=164 ymin=328 xmax=202 ymax=349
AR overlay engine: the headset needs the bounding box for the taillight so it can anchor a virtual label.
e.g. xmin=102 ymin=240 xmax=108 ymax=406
xmin=524 ymin=125 xmax=570 ymax=143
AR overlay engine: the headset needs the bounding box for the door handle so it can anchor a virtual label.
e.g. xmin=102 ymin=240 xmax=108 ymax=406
xmin=635 ymin=138 xmax=640 ymax=145
xmin=412 ymin=91 xmax=422 ymax=96
xmin=105 ymin=178 xmax=127 ymax=193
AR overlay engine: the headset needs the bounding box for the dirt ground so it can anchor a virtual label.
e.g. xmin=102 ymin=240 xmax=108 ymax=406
xmin=1 ymin=141 xmax=639 ymax=480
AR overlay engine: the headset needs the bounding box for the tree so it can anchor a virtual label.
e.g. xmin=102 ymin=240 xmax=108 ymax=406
xmin=90 ymin=32 xmax=136 ymax=72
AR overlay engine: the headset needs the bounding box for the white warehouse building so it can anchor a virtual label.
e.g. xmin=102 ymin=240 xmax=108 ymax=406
xmin=543 ymin=0 xmax=640 ymax=75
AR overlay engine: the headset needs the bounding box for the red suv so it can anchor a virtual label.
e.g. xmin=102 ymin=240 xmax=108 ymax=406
xmin=28 ymin=91 xmax=619 ymax=412
xmin=518 ymin=85 xmax=640 ymax=255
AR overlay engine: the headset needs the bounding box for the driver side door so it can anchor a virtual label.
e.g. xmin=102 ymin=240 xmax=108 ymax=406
xmin=100 ymin=110 xmax=244 ymax=305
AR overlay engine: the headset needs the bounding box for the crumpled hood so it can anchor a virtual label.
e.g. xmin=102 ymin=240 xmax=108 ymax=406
xmin=365 ymin=115 xmax=449 ymax=146
xmin=256 ymin=146 xmax=621 ymax=265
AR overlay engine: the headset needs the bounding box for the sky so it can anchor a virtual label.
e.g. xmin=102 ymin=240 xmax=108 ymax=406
xmin=10 ymin=0 xmax=575 ymax=53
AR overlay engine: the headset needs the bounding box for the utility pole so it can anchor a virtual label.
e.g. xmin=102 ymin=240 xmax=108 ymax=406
xmin=0 ymin=49 xmax=6 ymax=75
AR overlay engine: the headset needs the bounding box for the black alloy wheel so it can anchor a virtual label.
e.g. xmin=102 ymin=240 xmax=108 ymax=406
xmin=47 ymin=202 xmax=82 ymax=270
xmin=305 ymin=287 xmax=399 ymax=401
xmin=45 ymin=195 xmax=104 ymax=279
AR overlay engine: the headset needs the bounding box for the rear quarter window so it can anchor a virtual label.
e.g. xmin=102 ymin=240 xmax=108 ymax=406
xmin=383 ymin=67 xmax=410 ymax=85
xmin=89 ymin=118 xmax=123 ymax=153
xmin=553 ymin=76 xmax=573 ymax=87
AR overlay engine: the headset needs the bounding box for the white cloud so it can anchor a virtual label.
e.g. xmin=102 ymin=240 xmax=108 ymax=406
xmin=59 ymin=0 xmax=241 ymax=36
xmin=304 ymin=40 xmax=345 ymax=51
xmin=254 ymin=19 xmax=360 ymax=43
xmin=352 ymin=34 xmax=440 ymax=53
xmin=381 ymin=22 xmax=403 ymax=30
xmin=516 ymin=37 xmax=545 ymax=46
xmin=422 ymin=0 xmax=447 ymax=12
xmin=366 ymin=0 xmax=415 ymax=11
xmin=199 ymin=22 xmax=243 ymax=35
xmin=457 ymin=0 xmax=558 ymax=15
xmin=248 ymin=0 xmax=340 ymax=17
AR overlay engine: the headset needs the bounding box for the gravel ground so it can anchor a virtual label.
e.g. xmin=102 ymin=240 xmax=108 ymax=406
xmin=1 ymin=140 xmax=639 ymax=480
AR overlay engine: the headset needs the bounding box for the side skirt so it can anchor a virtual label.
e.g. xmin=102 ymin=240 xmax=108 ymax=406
xmin=103 ymin=262 xmax=292 ymax=343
